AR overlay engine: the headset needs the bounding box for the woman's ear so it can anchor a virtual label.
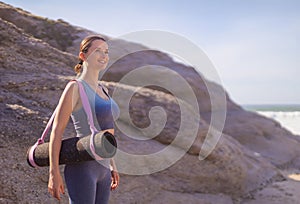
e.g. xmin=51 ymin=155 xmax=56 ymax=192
xmin=79 ymin=52 xmax=86 ymax=61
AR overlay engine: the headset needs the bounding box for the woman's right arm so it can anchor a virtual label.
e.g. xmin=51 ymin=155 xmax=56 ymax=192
xmin=48 ymin=81 xmax=79 ymax=200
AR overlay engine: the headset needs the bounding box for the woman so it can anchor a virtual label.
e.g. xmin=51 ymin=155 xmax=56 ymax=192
xmin=48 ymin=35 xmax=120 ymax=203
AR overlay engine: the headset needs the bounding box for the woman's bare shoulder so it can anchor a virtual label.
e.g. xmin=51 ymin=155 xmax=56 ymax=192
xmin=61 ymin=80 xmax=81 ymax=110
xmin=65 ymin=80 xmax=79 ymax=91
xmin=61 ymin=80 xmax=80 ymax=100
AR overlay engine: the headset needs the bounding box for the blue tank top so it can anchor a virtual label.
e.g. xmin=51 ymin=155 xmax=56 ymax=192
xmin=71 ymin=79 xmax=120 ymax=137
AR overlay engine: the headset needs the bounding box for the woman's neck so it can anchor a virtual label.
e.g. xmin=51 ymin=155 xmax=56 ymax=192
xmin=79 ymin=65 xmax=100 ymax=87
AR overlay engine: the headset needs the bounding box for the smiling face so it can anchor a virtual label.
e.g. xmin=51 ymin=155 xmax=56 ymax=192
xmin=81 ymin=39 xmax=109 ymax=70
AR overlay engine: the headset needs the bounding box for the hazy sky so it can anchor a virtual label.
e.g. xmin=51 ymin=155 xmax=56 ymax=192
xmin=4 ymin=0 xmax=300 ymax=105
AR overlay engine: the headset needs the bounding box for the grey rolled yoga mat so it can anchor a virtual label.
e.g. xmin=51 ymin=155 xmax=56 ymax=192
xmin=27 ymin=131 xmax=117 ymax=167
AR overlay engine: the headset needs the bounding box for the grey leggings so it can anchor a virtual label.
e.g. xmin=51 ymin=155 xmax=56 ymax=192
xmin=64 ymin=160 xmax=111 ymax=204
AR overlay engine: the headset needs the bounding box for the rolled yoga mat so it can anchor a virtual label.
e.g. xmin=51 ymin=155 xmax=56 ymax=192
xmin=27 ymin=131 xmax=117 ymax=167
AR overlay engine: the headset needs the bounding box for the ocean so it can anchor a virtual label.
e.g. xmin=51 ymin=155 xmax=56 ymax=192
xmin=243 ymin=104 xmax=300 ymax=136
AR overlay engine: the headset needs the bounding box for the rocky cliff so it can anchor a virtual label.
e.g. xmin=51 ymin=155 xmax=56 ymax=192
xmin=1 ymin=2 xmax=300 ymax=204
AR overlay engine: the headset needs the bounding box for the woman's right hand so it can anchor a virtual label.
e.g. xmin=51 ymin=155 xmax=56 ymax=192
xmin=48 ymin=171 xmax=65 ymax=200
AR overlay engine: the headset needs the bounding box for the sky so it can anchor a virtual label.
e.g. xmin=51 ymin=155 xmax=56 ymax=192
xmin=3 ymin=0 xmax=300 ymax=105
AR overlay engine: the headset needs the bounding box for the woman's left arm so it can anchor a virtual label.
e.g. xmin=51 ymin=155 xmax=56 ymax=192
xmin=110 ymin=158 xmax=119 ymax=190
xmin=105 ymin=128 xmax=119 ymax=190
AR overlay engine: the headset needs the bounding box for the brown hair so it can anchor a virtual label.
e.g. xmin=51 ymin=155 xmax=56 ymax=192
xmin=74 ymin=35 xmax=106 ymax=75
